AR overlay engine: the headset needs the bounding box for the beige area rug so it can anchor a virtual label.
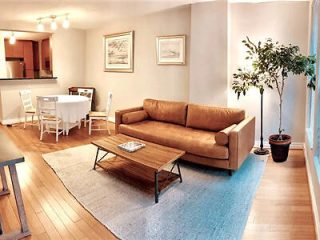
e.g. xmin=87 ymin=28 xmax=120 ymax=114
xmin=42 ymin=144 xmax=266 ymax=240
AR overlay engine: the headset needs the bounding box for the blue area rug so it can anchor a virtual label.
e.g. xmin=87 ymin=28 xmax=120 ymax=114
xmin=43 ymin=145 xmax=266 ymax=240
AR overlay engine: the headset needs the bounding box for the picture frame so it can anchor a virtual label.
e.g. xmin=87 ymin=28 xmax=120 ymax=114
xmin=104 ymin=31 xmax=134 ymax=72
xmin=156 ymin=35 xmax=186 ymax=65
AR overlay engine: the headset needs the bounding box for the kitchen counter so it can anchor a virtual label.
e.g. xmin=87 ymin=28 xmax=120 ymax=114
xmin=0 ymin=77 xmax=57 ymax=81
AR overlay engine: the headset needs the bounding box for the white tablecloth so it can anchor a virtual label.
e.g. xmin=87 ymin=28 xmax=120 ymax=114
xmin=54 ymin=95 xmax=90 ymax=123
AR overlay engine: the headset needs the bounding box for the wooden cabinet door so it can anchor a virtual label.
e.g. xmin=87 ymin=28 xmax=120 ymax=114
xmin=23 ymin=41 xmax=34 ymax=70
xmin=13 ymin=41 xmax=24 ymax=58
xmin=25 ymin=70 xmax=34 ymax=78
xmin=41 ymin=38 xmax=51 ymax=71
xmin=4 ymin=40 xmax=14 ymax=58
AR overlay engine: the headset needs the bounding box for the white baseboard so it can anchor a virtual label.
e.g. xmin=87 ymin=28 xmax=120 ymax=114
xmin=1 ymin=116 xmax=39 ymax=125
xmin=304 ymin=145 xmax=320 ymax=239
xmin=254 ymin=141 xmax=304 ymax=150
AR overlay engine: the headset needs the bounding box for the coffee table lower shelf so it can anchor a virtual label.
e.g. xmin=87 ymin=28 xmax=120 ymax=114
xmin=93 ymin=150 xmax=183 ymax=203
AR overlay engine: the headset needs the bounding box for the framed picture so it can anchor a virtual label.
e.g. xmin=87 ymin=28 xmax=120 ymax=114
xmin=104 ymin=31 xmax=134 ymax=72
xmin=156 ymin=35 xmax=186 ymax=65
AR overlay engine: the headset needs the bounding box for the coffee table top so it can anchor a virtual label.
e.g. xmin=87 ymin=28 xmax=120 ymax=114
xmin=91 ymin=134 xmax=185 ymax=172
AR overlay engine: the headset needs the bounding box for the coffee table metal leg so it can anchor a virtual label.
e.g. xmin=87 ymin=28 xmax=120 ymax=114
xmin=93 ymin=148 xmax=109 ymax=170
xmin=155 ymin=171 xmax=159 ymax=203
xmin=8 ymin=165 xmax=30 ymax=237
xmin=0 ymin=167 xmax=9 ymax=196
xmin=177 ymin=161 xmax=183 ymax=183
xmin=93 ymin=148 xmax=100 ymax=170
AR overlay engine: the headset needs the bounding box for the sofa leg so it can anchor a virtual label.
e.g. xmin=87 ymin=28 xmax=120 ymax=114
xmin=228 ymin=170 xmax=233 ymax=176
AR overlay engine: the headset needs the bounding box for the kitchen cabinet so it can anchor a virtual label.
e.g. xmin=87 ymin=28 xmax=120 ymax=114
xmin=5 ymin=40 xmax=26 ymax=59
xmin=13 ymin=41 xmax=24 ymax=58
xmin=32 ymin=42 xmax=39 ymax=71
xmin=41 ymin=38 xmax=51 ymax=71
xmin=23 ymin=41 xmax=33 ymax=70
xmin=4 ymin=40 xmax=14 ymax=58
xmin=25 ymin=70 xmax=34 ymax=78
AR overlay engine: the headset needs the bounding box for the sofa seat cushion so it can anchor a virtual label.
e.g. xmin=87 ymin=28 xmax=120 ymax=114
xmin=118 ymin=121 xmax=228 ymax=159
xmin=143 ymin=99 xmax=188 ymax=126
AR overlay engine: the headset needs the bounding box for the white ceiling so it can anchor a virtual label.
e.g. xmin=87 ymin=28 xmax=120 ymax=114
xmin=0 ymin=0 xmax=200 ymax=30
xmin=0 ymin=0 xmax=309 ymax=30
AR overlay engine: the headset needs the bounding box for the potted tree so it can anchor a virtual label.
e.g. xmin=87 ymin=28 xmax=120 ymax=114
xmin=232 ymin=37 xmax=315 ymax=162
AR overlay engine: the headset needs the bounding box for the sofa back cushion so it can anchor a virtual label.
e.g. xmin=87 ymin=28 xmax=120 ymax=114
xmin=186 ymin=104 xmax=245 ymax=131
xmin=143 ymin=99 xmax=188 ymax=125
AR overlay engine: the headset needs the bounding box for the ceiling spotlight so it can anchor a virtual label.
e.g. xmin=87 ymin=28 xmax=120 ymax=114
xmin=50 ymin=16 xmax=57 ymax=30
xmin=37 ymin=19 xmax=44 ymax=31
xmin=62 ymin=15 xmax=70 ymax=29
xmin=9 ymin=32 xmax=16 ymax=45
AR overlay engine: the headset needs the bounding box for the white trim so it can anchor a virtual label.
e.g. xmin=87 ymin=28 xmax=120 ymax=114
xmin=254 ymin=141 xmax=304 ymax=149
xmin=1 ymin=116 xmax=39 ymax=125
xmin=108 ymin=116 xmax=115 ymax=123
xmin=304 ymin=145 xmax=320 ymax=240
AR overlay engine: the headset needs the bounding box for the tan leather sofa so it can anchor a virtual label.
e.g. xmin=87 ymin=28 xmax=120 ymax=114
xmin=115 ymin=99 xmax=255 ymax=174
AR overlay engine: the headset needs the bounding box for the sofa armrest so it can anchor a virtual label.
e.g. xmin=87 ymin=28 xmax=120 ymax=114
xmin=229 ymin=116 xmax=255 ymax=170
xmin=115 ymin=106 xmax=143 ymax=134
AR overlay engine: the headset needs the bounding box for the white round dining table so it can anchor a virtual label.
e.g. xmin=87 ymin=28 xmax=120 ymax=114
xmin=48 ymin=95 xmax=90 ymax=135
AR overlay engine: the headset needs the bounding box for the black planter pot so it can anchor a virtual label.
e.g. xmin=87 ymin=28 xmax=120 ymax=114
xmin=269 ymin=134 xmax=291 ymax=162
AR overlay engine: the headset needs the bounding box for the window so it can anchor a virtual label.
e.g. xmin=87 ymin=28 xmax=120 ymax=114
xmin=307 ymin=0 xmax=318 ymax=148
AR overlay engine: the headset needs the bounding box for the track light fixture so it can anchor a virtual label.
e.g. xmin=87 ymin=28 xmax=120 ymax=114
xmin=36 ymin=13 xmax=70 ymax=31
xmin=37 ymin=19 xmax=44 ymax=32
xmin=50 ymin=16 xmax=57 ymax=30
xmin=62 ymin=14 xmax=70 ymax=29
xmin=9 ymin=32 xmax=16 ymax=45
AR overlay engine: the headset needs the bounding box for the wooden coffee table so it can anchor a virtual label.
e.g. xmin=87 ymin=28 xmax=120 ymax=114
xmin=91 ymin=134 xmax=185 ymax=203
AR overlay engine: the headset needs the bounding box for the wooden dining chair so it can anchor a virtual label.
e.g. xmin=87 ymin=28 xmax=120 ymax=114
xmin=78 ymin=88 xmax=94 ymax=127
xmin=19 ymin=90 xmax=38 ymax=129
xmin=89 ymin=91 xmax=112 ymax=135
xmin=37 ymin=96 xmax=63 ymax=142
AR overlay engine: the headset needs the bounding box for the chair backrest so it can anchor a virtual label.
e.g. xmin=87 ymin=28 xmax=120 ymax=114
xmin=37 ymin=96 xmax=58 ymax=118
xmin=78 ymin=88 xmax=94 ymax=102
xmin=106 ymin=91 xmax=112 ymax=119
xmin=19 ymin=89 xmax=34 ymax=112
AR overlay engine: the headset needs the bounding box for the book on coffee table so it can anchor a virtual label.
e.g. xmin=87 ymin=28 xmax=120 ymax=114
xmin=118 ymin=141 xmax=145 ymax=153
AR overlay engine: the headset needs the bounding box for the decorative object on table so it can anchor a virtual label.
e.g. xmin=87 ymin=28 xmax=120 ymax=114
xmin=19 ymin=89 xmax=39 ymax=129
xmin=37 ymin=96 xmax=63 ymax=142
xmin=118 ymin=141 xmax=145 ymax=152
xmin=42 ymin=144 xmax=266 ymax=240
xmin=104 ymin=31 xmax=134 ymax=72
xmin=0 ymin=132 xmax=31 ymax=239
xmin=232 ymin=37 xmax=316 ymax=162
xmin=89 ymin=91 xmax=113 ymax=135
xmin=156 ymin=35 xmax=186 ymax=65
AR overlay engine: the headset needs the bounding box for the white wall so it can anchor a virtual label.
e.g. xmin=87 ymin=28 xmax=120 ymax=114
xmin=0 ymin=28 xmax=86 ymax=124
xmin=85 ymin=6 xmax=190 ymax=116
xmin=189 ymin=1 xmax=228 ymax=106
xmin=228 ymin=1 xmax=310 ymax=144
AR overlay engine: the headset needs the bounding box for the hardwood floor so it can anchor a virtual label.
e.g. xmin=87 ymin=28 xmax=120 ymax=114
xmin=0 ymin=123 xmax=316 ymax=239
xmin=243 ymin=150 xmax=316 ymax=240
